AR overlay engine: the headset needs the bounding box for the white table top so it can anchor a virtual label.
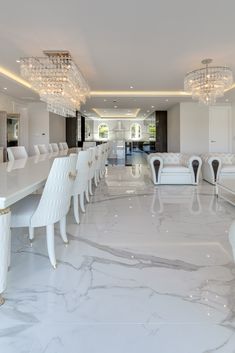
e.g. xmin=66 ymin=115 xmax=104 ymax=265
xmin=0 ymin=152 xmax=68 ymax=209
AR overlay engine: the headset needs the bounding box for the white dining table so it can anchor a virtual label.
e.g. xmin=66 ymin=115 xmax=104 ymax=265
xmin=0 ymin=151 xmax=70 ymax=305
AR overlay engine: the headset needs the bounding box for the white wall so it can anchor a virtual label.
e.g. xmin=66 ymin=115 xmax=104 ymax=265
xmin=180 ymin=103 xmax=209 ymax=154
xmin=167 ymin=104 xmax=180 ymax=152
xmin=49 ymin=112 xmax=65 ymax=143
xmin=28 ymin=102 xmax=49 ymax=155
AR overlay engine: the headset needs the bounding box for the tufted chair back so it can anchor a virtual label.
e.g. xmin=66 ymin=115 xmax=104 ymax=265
xmin=201 ymin=153 xmax=235 ymax=165
xmin=155 ymin=153 xmax=182 ymax=164
xmin=31 ymin=155 xmax=77 ymax=227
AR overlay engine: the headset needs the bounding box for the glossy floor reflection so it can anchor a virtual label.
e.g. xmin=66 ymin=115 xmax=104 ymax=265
xmin=1 ymin=165 xmax=235 ymax=353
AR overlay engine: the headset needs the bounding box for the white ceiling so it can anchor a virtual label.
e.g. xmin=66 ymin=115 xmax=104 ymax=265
xmin=0 ymin=0 xmax=235 ymax=117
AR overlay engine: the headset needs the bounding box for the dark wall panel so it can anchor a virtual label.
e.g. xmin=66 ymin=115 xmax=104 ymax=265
xmin=155 ymin=111 xmax=167 ymax=152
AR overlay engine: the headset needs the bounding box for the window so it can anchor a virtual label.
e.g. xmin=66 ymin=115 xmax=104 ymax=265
xmin=98 ymin=123 xmax=109 ymax=139
xmin=148 ymin=123 xmax=156 ymax=140
xmin=130 ymin=123 xmax=141 ymax=140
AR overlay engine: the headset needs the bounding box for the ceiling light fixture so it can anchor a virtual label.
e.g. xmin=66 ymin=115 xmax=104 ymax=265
xmin=20 ymin=50 xmax=90 ymax=117
xmin=184 ymin=58 xmax=233 ymax=105
xmin=3 ymin=87 xmax=7 ymax=90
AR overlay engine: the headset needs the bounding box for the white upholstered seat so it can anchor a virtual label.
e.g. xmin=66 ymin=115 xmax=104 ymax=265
xmin=148 ymin=153 xmax=202 ymax=185
xmin=59 ymin=142 xmax=69 ymax=151
xmin=71 ymin=150 xmax=90 ymax=223
xmin=162 ymin=165 xmax=190 ymax=173
xmin=7 ymin=146 xmax=28 ymax=161
xmin=34 ymin=144 xmax=48 ymax=155
xmin=49 ymin=143 xmax=59 ymax=153
xmin=11 ymin=155 xmax=77 ymax=268
xmin=201 ymin=153 xmax=235 ymax=184
xmin=83 ymin=141 xmax=96 ymax=150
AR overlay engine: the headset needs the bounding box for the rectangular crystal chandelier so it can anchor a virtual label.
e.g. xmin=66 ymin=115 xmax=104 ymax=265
xmin=20 ymin=51 xmax=90 ymax=117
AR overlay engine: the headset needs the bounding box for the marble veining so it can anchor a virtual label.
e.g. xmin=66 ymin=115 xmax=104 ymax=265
xmin=1 ymin=165 xmax=235 ymax=352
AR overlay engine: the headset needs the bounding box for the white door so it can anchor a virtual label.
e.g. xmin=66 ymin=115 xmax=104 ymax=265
xmin=209 ymin=106 xmax=231 ymax=153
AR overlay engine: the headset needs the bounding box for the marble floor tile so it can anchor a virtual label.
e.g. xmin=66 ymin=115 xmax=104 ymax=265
xmin=1 ymin=165 xmax=235 ymax=352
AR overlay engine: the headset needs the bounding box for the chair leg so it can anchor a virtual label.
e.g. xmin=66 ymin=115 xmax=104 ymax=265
xmin=73 ymin=195 xmax=80 ymax=224
xmin=29 ymin=227 xmax=34 ymax=242
xmin=59 ymin=216 xmax=68 ymax=243
xmin=94 ymin=172 xmax=98 ymax=187
xmin=89 ymin=179 xmax=93 ymax=195
xmin=8 ymin=228 xmax=11 ymax=269
xmin=80 ymin=192 xmax=85 ymax=213
xmin=46 ymin=224 xmax=57 ymax=269
xmin=85 ymin=186 xmax=90 ymax=203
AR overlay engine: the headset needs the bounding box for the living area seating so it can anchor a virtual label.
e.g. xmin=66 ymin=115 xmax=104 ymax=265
xmin=201 ymin=153 xmax=235 ymax=184
xmin=148 ymin=153 xmax=202 ymax=185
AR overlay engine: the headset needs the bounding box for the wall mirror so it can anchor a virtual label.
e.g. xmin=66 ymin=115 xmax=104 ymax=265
xmin=7 ymin=114 xmax=20 ymax=147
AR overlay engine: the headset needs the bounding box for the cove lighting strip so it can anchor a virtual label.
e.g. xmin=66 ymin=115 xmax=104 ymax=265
xmin=1 ymin=65 xmax=235 ymax=96
xmin=90 ymin=90 xmax=191 ymax=97
xmin=0 ymin=66 xmax=32 ymax=89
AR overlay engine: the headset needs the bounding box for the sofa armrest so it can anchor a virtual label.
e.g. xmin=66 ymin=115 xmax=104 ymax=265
xmin=200 ymin=156 xmax=221 ymax=184
xmin=188 ymin=156 xmax=202 ymax=184
xmin=148 ymin=155 xmax=164 ymax=184
xmin=181 ymin=154 xmax=202 ymax=184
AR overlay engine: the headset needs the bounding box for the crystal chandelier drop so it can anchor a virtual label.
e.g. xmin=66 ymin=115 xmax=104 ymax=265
xmin=184 ymin=59 xmax=233 ymax=105
xmin=20 ymin=51 xmax=90 ymax=117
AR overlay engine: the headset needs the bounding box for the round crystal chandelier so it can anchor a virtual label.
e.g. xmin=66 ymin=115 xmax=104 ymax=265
xmin=184 ymin=59 xmax=233 ymax=105
xmin=20 ymin=51 xmax=90 ymax=117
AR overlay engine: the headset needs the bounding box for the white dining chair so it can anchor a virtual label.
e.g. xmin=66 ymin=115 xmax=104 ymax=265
xmin=49 ymin=143 xmax=59 ymax=153
xmin=100 ymin=143 xmax=108 ymax=178
xmin=38 ymin=144 xmax=48 ymax=154
xmin=34 ymin=144 xmax=48 ymax=155
xmin=94 ymin=145 xmax=102 ymax=186
xmin=59 ymin=142 xmax=69 ymax=151
xmin=10 ymin=155 xmax=77 ymax=268
xmin=71 ymin=150 xmax=90 ymax=223
xmin=83 ymin=141 xmax=96 ymax=150
xmin=87 ymin=147 xmax=97 ymax=198
xmin=7 ymin=146 xmax=28 ymax=161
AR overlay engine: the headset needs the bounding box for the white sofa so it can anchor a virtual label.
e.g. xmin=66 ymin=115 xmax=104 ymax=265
xmin=148 ymin=153 xmax=202 ymax=185
xmin=201 ymin=153 xmax=235 ymax=184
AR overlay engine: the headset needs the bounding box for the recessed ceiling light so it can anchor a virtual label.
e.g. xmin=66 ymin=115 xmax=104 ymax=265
xmin=165 ymin=99 xmax=169 ymax=102
xmin=147 ymin=110 xmax=150 ymax=113
xmin=151 ymin=105 xmax=155 ymax=108
xmin=16 ymin=60 xmax=20 ymax=63
xmin=114 ymin=105 xmax=118 ymax=108
xmin=3 ymin=87 xmax=7 ymax=90
xmin=130 ymin=86 xmax=134 ymax=89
